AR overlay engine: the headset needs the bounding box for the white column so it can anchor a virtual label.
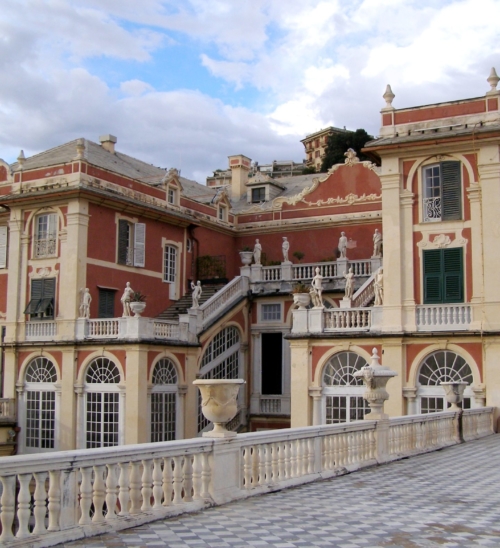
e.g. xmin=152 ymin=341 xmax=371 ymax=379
xmin=400 ymin=191 xmax=416 ymax=331
xmin=250 ymin=332 xmax=261 ymax=414
xmin=309 ymin=386 xmax=323 ymax=426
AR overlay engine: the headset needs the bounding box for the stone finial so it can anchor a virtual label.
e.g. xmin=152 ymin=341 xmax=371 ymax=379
xmin=487 ymin=67 xmax=500 ymax=95
xmin=370 ymin=347 xmax=381 ymax=367
xmin=75 ymin=138 xmax=85 ymax=160
xmin=383 ymin=84 xmax=395 ymax=108
xmin=17 ymin=150 xmax=25 ymax=169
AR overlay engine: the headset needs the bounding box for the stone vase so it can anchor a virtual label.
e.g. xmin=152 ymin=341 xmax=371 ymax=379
xmin=193 ymin=379 xmax=245 ymax=438
xmin=293 ymin=293 xmax=311 ymax=310
xmin=440 ymin=382 xmax=468 ymax=411
xmin=129 ymin=301 xmax=146 ymax=317
xmin=239 ymin=251 xmax=253 ymax=266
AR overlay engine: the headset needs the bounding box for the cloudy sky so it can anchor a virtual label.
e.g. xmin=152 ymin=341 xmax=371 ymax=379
xmin=1 ymin=0 xmax=499 ymax=182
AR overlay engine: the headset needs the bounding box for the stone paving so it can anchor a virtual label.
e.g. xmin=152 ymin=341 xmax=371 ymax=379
xmin=67 ymin=435 xmax=500 ymax=548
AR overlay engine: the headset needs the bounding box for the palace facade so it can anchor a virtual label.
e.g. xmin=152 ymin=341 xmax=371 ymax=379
xmin=0 ymin=70 xmax=499 ymax=455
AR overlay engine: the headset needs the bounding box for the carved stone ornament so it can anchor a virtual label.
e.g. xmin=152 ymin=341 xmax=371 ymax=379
xmin=248 ymin=171 xmax=273 ymax=184
xmin=344 ymin=148 xmax=360 ymax=166
xmin=417 ymin=230 xmax=468 ymax=250
xmin=301 ymin=192 xmax=381 ymax=208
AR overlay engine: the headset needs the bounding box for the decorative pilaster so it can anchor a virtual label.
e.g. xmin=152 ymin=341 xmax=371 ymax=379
xmin=308 ymin=386 xmax=323 ymax=426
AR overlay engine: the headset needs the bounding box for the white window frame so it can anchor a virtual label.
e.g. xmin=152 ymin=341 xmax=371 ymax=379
xmin=0 ymin=225 xmax=8 ymax=268
xmin=83 ymin=358 xmax=124 ymax=449
xmin=20 ymin=357 xmax=59 ymax=454
xmin=321 ymin=352 xmax=369 ymax=424
xmin=218 ymin=204 xmax=227 ymax=222
xmin=261 ymin=302 xmax=282 ymax=322
xmin=149 ymin=358 xmax=180 ymax=442
xmin=117 ymin=218 xmax=146 ymax=268
xmin=34 ymin=213 xmax=58 ymax=258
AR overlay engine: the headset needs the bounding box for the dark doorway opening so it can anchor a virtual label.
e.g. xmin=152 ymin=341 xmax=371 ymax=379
xmin=261 ymin=332 xmax=283 ymax=395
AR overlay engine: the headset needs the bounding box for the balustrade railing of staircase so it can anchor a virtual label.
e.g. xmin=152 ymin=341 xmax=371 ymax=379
xmin=200 ymin=276 xmax=248 ymax=326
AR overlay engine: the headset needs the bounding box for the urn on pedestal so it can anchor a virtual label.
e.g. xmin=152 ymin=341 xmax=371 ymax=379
xmin=440 ymin=382 xmax=468 ymax=411
xmin=354 ymin=348 xmax=397 ymax=419
xmin=193 ymin=379 xmax=245 ymax=438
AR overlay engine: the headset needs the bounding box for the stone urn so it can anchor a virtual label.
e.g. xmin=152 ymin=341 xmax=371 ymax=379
xmin=293 ymin=293 xmax=311 ymax=310
xmin=354 ymin=348 xmax=397 ymax=419
xmin=440 ymin=382 xmax=468 ymax=411
xmin=130 ymin=301 xmax=146 ymax=317
xmin=239 ymin=251 xmax=253 ymax=266
xmin=193 ymin=379 xmax=245 ymax=438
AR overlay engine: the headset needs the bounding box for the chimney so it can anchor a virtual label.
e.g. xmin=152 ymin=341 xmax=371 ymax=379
xmin=99 ymin=134 xmax=117 ymax=154
xmin=228 ymin=154 xmax=251 ymax=200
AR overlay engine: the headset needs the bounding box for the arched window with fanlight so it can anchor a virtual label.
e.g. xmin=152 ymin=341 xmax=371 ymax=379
xmin=84 ymin=357 xmax=122 ymax=448
xmin=197 ymin=326 xmax=241 ymax=433
xmin=322 ymin=352 xmax=369 ymax=423
xmin=22 ymin=357 xmax=58 ymax=453
xmin=417 ymin=350 xmax=474 ymax=413
xmin=150 ymin=358 xmax=179 ymax=442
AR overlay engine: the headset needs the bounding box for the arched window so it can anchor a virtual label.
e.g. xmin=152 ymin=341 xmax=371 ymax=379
xmin=322 ymin=352 xmax=369 ymax=423
xmin=417 ymin=351 xmax=473 ymax=413
xmin=84 ymin=358 xmax=121 ymax=448
xmin=151 ymin=358 xmax=178 ymax=442
xmin=23 ymin=357 xmax=58 ymax=453
xmin=198 ymin=327 xmax=241 ymax=432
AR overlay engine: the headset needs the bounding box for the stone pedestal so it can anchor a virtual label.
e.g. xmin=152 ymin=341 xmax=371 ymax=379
xmin=281 ymin=261 xmax=293 ymax=281
xmin=292 ymin=309 xmax=309 ymax=334
xmin=240 ymin=265 xmax=251 ymax=278
xmin=340 ymin=297 xmax=352 ymax=309
xmin=472 ymin=384 xmax=486 ymax=407
xmin=402 ymin=387 xmax=418 ymax=415
xmin=308 ymin=308 xmax=324 ymax=333
xmin=250 ymin=264 xmax=262 ymax=282
xmin=371 ymin=257 xmax=382 ymax=272
xmin=370 ymin=306 xmax=383 ymax=331
xmin=337 ymin=258 xmax=348 ymax=275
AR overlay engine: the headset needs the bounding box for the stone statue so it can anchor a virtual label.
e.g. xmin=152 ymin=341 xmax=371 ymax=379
xmin=121 ymin=282 xmax=134 ymax=317
xmin=373 ymin=229 xmax=383 ymax=258
xmin=338 ymin=232 xmax=348 ymax=259
xmin=282 ymin=237 xmax=290 ymax=262
xmin=253 ymin=239 xmax=262 ymax=265
xmin=311 ymin=267 xmax=324 ymax=307
xmin=79 ymin=288 xmax=92 ymax=319
xmin=191 ymin=280 xmax=202 ymax=308
xmin=374 ymin=268 xmax=384 ymax=306
xmin=343 ymin=267 xmax=354 ymax=299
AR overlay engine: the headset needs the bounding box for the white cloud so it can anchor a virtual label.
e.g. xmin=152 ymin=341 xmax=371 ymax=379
xmin=120 ymin=80 xmax=154 ymax=97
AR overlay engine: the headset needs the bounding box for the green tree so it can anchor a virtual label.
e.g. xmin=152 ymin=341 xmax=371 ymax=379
xmin=320 ymin=129 xmax=375 ymax=172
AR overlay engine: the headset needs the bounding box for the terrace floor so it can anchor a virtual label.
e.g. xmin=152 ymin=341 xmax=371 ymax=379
xmin=67 ymin=434 xmax=500 ymax=548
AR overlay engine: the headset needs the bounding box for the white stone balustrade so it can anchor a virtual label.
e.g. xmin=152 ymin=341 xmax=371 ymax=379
xmin=324 ymin=308 xmax=372 ymax=331
xmin=25 ymin=321 xmax=57 ymax=341
xmin=416 ymin=304 xmax=472 ymax=331
xmin=0 ymin=408 xmax=492 ymax=547
xmin=75 ymin=318 xmax=183 ymax=341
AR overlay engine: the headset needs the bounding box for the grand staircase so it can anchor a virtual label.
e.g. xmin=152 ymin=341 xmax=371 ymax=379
xmin=156 ymin=284 xmax=225 ymax=320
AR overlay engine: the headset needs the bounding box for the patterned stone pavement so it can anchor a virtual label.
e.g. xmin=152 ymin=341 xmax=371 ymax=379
xmin=67 ymin=435 xmax=500 ymax=547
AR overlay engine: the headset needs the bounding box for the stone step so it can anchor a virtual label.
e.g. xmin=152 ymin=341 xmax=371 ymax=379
xmin=157 ymin=284 xmax=225 ymax=320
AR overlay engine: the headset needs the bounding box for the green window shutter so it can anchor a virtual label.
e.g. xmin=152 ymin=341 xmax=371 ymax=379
xmin=441 ymin=161 xmax=462 ymax=220
xmin=117 ymin=220 xmax=129 ymax=265
xmin=98 ymin=289 xmax=115 ymax=318
xmin=443 ymin=248 xmax=463 ymax=302
xmin=423 ymin=249 xmax=443 ymax=304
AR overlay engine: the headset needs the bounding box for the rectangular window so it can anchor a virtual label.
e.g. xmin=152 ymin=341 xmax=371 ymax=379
xmin=261 ymin=304 xmax=281 ymax=321
xmin=218 ymin=206 xmax=227 ymax=221
xmin=423 ymin=161 xmax=462 ymax=222
xmin=34 ymin=213 xmax=57 ymax=258
xmin=164 ymin=245 xmax=177 ymax=283
xmin=24 ymin=278 xmax=56 ymax=319
xmin=251 ymin=187 xmax=266 ymax=203
xmin=0 ymin=226 xmax=7 ymax=268
xmin=26 ymin=391 xmax=55 ymax=449
xmin=98 ymin=289 xmax=116 ymax=318
xmin=168 ymin=188 xmax=176 ymax=204
xmin=117 ymin=219 xmax=146 ymax=267
xmin=423 ymin=248 xmax=464 ymax=304
xmin=151 ymin=392 xmax=176 ymax=442
xmin=86 ymin=392 xmax=119 ymax=448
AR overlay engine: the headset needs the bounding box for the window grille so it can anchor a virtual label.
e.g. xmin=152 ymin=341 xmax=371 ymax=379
xmin=84 ymin=358 xmax=121 ymax=448
xmin=198 ymin=327 xmax=241 ymax=432
xmin=262 ymin=304 xmax=281 ymax=321
xmin=164 ymin=245 xmax=177 ymax=283
xmin=417 ymin=351 xmax=473 ymax=413
xmin=24 ymin=357 xmax=57 ymax=451
xmin=34 ymin=213 xmax=57 ymax=258
xmin=423 ymin=162 xmax=462 ymax=222
xmin=322 ymin=352 xmax=369 ymax=424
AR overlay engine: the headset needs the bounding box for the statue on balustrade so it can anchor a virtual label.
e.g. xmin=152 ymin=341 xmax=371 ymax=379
xmin=191 ymin=280 xmax=202 ymax=308
xmin=343 ymin=267 xmax=354 ymax=299
xmin=79 ymin=288 xmax=92 ymax=319
xmin=253 ymin=239 xmax=262 ymax=265
xmin=374 ymin=268 xmax=384 ymax=306
xmin=310 ymin=267 xmax=324 ymax=308
xmin=338 ymin=232 xmax=348 ymax=259
xmin=282 ymin=236 xmax=290 ymax=262
xmin=373 ymin=229 xmax=383 ymax=258
xmin=121 ymin=282 xmax=134 ymax=317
